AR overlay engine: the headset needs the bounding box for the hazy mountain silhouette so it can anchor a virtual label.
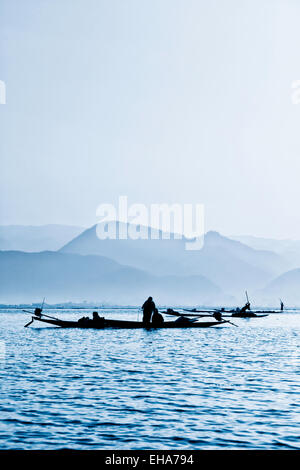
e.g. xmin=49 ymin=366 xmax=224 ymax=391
xmin=232 ymin=234 xmax=300 ymax=270
xmin=61 ymin=222 xmax=287 ymax=295
xmin=260 ymin=268 xmax=300 ymax=304
xmin=61 ymin=222 xmax=189 ymax=275
xmin=0 ymin=250 xmax=223 ymax=305
xmin=1 ymin=223 xmax=293 ymax=304
xmin=0 ymin=225 xmax=85 ymax=252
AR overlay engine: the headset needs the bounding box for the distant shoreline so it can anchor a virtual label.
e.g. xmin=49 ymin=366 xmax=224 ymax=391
xmin=0 ymin=304 xmax=299 ymax=311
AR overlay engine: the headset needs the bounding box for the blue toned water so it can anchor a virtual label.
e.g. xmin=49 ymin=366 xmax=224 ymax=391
xmin=0 ymin=308 xmax=299 ymax=449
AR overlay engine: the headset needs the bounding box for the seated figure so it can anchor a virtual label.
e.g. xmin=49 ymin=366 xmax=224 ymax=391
xmin=152 ymin=308 xmax=164 ymax=326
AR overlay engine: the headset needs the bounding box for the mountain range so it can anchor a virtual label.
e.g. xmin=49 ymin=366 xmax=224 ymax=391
xmin=232 ymin=234 xmax=300 ymax=271
xmin=1 ymin=223 xmax=300 ymax=305
xmin=0 ymin=225 xmax=84 ymax=252
xmin=61 ymin=222 xmax=289 ymax=295
xmin=260 ymin=268 xmax=300 ymax=305
xmin=0 ymin=250 xmax=223 ymax=305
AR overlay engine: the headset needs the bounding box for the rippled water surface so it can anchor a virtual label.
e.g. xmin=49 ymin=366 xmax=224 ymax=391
xmin=0 ymin=309 xmax=299 ymax=449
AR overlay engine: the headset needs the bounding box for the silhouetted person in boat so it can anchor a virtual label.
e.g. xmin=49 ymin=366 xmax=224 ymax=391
xmin=213 ymin=312 xmax=223 ymax=322
xmin=240 ymin=301 xmax=251 ymax=313
xmin=93 ymin=311 xmax=100 ymax=322
xmin=142 ymin=297 xmax=155 ymax=325
xmin=280 ymin=300 xmax=284 ymax=311
xmin=34 ymin=307 xmax=42 ymax=317
xmin=175 ymin=315 xmax=193 ymax=325
xmin=152 ymin=308 xmax=164 ymax=326
xmin=78 ymin=312 xmax=104 ymax=327
xmin=92 ymin=311 xmax=105 ymax=327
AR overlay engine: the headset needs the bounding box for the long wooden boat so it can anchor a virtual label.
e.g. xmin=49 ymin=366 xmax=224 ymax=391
xmin=166 ymin=309 xmax=268 ymax=319
xmin=231 ymin=312 xmax=269 ymax=318
xmin=29 ymin=316 xmax=226 ymax=329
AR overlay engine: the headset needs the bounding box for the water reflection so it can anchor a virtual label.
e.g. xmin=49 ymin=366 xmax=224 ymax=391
xmin=0 ymin=309 xmax=299 ymax=449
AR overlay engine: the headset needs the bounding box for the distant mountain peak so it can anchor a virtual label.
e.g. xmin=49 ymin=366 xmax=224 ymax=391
xmin=204 ymin=231 xmax=233 ymax=246
xmin=205 ymin=230 xmax=222 ymax=239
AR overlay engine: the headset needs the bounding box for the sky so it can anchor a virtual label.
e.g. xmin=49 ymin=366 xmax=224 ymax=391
xmin=1 ymin=0 xmax=300 ymax=239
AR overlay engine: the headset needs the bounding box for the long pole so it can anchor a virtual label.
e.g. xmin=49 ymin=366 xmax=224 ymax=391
xmin=22 ymin=310 xmax=61 ymax=321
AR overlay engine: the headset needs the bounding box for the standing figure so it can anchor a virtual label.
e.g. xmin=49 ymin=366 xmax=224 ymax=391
xmin=142 ymin=297 xmax=155 ymax=325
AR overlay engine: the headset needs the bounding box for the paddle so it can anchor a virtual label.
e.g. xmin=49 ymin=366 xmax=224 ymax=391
xmin=224 ymin=319 xmax=238 ymax=327
xmin=24 ymin=318 xmax=34 ymax=328
xmin=23 ymin=309 xmax=60 ymax=321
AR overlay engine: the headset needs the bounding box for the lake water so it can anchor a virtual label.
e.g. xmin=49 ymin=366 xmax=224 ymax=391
xmin=0 ymin=308 xmax=299 ymax=449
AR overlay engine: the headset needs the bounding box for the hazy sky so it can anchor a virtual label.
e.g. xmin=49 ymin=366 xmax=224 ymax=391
xmin=1 ymin=0 xmax=300 ymax=238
